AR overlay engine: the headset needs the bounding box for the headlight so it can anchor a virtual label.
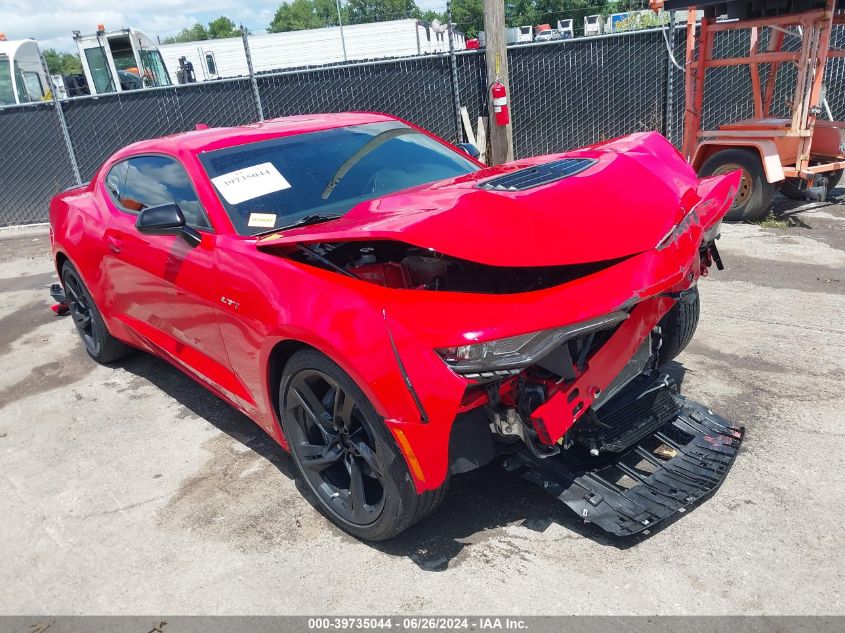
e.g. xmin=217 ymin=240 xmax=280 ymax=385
xmin=436 ymin=311 xmax=627 ymax=375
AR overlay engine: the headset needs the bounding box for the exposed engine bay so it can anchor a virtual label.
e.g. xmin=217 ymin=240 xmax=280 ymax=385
xmin=291 ymin=240 xmax=628 ymax=294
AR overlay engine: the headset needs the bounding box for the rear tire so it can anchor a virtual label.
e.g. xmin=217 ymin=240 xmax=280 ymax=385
xmin=657 ymin=286 xmax=700 ymax=365
xmin=61 ymin=263 xmax=132 ymax=364
xmin=698 ymin=148 xmax=774 ymax=222
xmin=279 ymin=350 xmax=446 ymax=541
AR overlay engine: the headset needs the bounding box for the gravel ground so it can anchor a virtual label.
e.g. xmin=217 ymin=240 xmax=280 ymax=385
xmin=0 ymin=198 xmax=843 ymax=615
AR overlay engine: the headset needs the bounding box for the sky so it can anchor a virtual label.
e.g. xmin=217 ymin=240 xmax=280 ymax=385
xmin=0 ymin=0 xmax=449 ymax=52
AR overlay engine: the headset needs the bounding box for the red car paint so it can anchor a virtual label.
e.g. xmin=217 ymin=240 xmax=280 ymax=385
xmin=49 ymin=113 xmax=739 ymax=493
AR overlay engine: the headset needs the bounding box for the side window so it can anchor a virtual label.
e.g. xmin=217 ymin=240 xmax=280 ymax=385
xmin=84 ymin=47 xmax=115 ymax=94
xmin=121 ymin=156 xmax=211 ymax=229
xmin=105 ymin=160 xmax=129 ymax=202
xmin=205 ymin=53 xmax=217 ymax=76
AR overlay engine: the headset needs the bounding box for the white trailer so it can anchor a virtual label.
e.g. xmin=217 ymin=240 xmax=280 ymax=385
xmin=515 ymin=26 xmax=534 ymax=43
xmin=0 ymin=38 xmax=50 ymax=106
xmin=556 ymin=19 xmax=574 ymax=40
xmin=74 ymin=26 xmax=171 ymax=95
xmin=159 ymin=19 xmax=466 ymax=83
xmin=584 ymin=15 xmax=605 ymax=37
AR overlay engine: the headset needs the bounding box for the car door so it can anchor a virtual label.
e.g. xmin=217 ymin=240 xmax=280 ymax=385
xmin=101 ymin=154 xmax=247 ymax=404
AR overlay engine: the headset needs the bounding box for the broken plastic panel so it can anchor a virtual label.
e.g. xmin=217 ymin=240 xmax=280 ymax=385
xmin=508 ymin=396 xmax=743 ymax=537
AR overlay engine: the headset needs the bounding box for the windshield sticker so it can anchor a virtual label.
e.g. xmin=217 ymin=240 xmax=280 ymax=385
xmin=248 ymin=213 xmax=277 ymax=228
xmin=211 ymin=162 xmax=291 ymax=205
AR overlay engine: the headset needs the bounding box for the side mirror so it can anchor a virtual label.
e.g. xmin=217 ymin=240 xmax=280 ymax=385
xmin=457 ymin=142 xmax=481 ymax=159
xmin=136 ymin=203 xmax=201 ymax=247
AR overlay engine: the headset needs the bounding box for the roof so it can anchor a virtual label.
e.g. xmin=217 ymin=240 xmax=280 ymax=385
xmin=119 ymin=112 xmax=396 ymax=158
xmin=0 ymin=39 xmax=39 ymax=60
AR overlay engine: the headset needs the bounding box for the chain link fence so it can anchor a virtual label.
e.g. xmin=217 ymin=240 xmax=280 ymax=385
xmin=4 ymin=20 xmax=845 ymax=227
xmin=508 ymin=30 xmax=669 ymax=158
xmin=0 ymin=103 xmax=78 ymax=227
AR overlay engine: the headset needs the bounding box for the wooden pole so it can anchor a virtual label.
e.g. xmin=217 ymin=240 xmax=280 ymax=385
xmin=482 ymin=0 xmax=514 ymax=164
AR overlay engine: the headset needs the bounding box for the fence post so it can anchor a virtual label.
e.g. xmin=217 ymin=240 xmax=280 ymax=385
xmin=241 ymin=26 xmax=265 ymax=122
xmin=40 ymin=54 xmax=82 ymax=185
xmin=664 ymin=10 xmax=677 ymax=143
xmin=447 ymin=2 xmax=464 ymax=143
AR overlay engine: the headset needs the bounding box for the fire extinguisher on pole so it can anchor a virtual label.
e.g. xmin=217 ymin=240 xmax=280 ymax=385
xmin=491 ymin=80 xmax=509 ymax=126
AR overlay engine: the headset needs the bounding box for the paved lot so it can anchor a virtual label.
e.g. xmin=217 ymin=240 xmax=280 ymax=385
xmin=1 ymin=198 xmax=843 ymax=615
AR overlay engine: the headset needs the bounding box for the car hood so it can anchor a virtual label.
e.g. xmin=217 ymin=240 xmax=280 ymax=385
xmin=256 ymin=132 xmax=705 ymax=267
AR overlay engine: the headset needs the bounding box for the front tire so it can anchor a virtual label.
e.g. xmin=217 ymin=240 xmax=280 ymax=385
xmin=699 ymin=148 xmax=774 ymax=222
xmin=61 ymin=263 xmax=132 ymax=364
xmin=657 ymin=286 xmax=700 ymax=365
xmin=279 ymin=350 xmax=446 ymax=541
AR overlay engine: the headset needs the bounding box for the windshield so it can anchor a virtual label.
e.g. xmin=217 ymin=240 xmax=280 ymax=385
xmin=200 ymin=121 xmax=479 ymax=236
xmin=0 ymin=58 xmax=14 ymax=105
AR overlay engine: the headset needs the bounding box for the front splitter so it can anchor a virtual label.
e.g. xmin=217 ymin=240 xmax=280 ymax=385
xmin=508 ymin=398 xmax=744 ymax=536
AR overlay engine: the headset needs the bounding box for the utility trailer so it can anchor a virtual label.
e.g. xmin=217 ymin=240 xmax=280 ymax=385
xmin=656 ymin=0 xmax=845 ymax=220
xmin=73 ymin=26 xmax=171 ymax=95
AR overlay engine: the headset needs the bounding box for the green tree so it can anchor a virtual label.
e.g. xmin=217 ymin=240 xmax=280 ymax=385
xmin=347 ymin=0 xmax=419 ymax=24
xmin=268 ymin=0 xmax=345 ymax=33
xmin=42 ymin=49 xmax=82 ymax=75
xmin=419 ymin=9 xmax=446 ymax=23
xmin=162 ymin=23 xmax=209 ymax=44
xmin=449 ymin=0 xmax=483 ymax=38
xmin=505 ymin=0 xmax=538 ymax=28
xmin=161 ymin=17 xmax=247 ymax=44
xmin=207 ymin=16 xmax=243 ymax=39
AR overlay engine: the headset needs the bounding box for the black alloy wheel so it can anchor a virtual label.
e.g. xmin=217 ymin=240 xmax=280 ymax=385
xmin=284 ymin=368 xmax=386 ymax=526
xmin=63 ymin=266 xmax=101 ymax=356
xmin=60 ymin=263 xmax=132 ymax=364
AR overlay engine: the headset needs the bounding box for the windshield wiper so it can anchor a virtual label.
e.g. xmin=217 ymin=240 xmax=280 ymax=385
xmin=253 ymin=214 xmax=341 ymax=236
xmin=282 ymin=214 xmax=342 ymax=229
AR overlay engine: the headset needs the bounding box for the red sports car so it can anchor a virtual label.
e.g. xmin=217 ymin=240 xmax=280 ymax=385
xmin=49 ymin=113 xmax=743 ymax=540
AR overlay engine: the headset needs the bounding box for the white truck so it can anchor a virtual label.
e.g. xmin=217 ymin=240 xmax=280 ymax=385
xmin=557 ymin=20 xmax=575 ymax=40
xmin=584 ymin=15 xmax=605 ymax=37
xmin=73 ymin=26 xmax=171 ymax=95
xmin=158 ymin=19 xmax=466 ymax=83
xmin=0 ymin=37 xmax=50 ymax=106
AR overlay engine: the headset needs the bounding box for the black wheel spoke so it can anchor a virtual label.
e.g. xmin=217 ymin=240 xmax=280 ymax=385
xmin=333 ymin=387 xmax=356 ymax=429
xmin=65 ymin=281 xmax=80 ymax=302
xmin=290 ymin=382 xmax=335 ymax=437
xmin=354 ymin=440 xmax=382 ymax=478
xmin=70 ymin=305 xmax=91 ymax=328
xmin=299 ymin=442 xmax=343 ymax=472
xmin=348 ymin=458 xmax=371 ymax=523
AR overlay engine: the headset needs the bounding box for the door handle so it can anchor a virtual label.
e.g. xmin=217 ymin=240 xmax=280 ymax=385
xmin=107 ymin=235 xmax=123 ymax=254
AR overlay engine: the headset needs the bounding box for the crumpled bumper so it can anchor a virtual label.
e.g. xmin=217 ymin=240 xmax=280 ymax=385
xmin=508 ymin=390 xmax=744 ymax=537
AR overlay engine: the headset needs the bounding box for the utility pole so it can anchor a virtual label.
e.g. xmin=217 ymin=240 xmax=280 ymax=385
xmin=336 ymin=0 xmax=348 ymax=61
xmin=482 ymin=0 xmax=514 ymax=164
xmin=447 ymin=2 xmax=463 ymax=143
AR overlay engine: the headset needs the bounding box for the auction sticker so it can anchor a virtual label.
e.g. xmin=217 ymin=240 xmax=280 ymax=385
xmin=211 ymin=162 xmax=291 ymax=205
xmin=248 ymin=213 xmax=277 ymax=228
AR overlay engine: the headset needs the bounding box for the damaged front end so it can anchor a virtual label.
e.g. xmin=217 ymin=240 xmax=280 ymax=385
xmin=258 ymin=132 xmax=745 ymax=537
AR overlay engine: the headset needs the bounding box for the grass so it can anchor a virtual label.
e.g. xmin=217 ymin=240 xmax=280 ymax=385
xmin=756 ymin=210 xmax=788 ymax=228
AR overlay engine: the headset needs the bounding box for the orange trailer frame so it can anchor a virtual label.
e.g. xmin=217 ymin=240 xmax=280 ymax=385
xmin=683 ymin=0 xmax=845 ymax=181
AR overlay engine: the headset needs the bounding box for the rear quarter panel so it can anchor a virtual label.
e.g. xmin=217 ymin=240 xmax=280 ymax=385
xmin=50 ymin=179 xmax=123 ymax=338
